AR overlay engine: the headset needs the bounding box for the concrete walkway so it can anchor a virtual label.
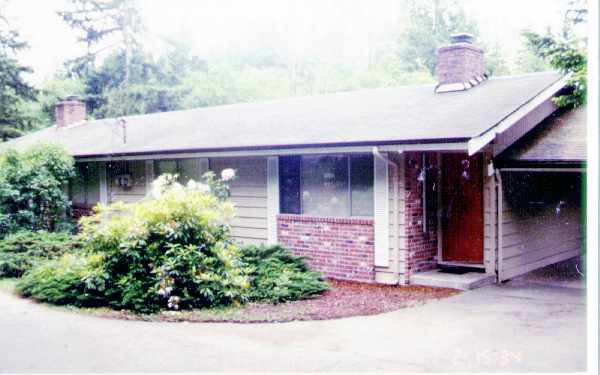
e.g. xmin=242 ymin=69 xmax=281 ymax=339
xmin=0 ymin=278 xmax=586 ymax=373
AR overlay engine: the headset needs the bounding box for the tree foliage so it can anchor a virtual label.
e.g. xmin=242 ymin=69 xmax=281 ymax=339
xmin=396 ymin=0 xmax=478 ymax=75
xmin=0 ymin=9 xmax=36 ymax=140
xmin=522 ymin=1 xmax=587 ymax=108
xmin=0 ymin=143 xmax=75 ymax=236
xmin=58 ymin=0 xmax=143 ymax=83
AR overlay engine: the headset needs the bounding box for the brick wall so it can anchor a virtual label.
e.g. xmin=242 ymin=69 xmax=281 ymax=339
xmin=277 ymin=214 xmax=375 ymax=282
xmin=435 ymin=43 xmax=484 ymax=84
xmin=55 ymin=99 xmax=86 ymax=128
xmin=404 ymin=152 xmax=439 ymax=279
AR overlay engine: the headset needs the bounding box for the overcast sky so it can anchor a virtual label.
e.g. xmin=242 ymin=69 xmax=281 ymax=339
xmin=4 ymin=0 xmax=569 ymax=84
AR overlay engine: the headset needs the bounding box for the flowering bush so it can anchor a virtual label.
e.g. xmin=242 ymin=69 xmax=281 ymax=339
xmin=17 ymin=169 xmax=328 ymax=314
xmin=18 ymin=172 xmax=247 ymax=313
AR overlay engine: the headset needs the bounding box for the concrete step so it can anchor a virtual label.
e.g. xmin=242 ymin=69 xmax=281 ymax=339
xmin=410 ymin=270 xmax=496 ymax=290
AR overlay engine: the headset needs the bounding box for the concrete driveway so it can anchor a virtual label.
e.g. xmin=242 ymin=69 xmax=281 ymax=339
xmin=0 ymin=276 xmax=586 ymax=373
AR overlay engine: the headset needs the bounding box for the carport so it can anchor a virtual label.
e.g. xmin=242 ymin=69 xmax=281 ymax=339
xmin=494 ymin=106 xmax=586 ymax=281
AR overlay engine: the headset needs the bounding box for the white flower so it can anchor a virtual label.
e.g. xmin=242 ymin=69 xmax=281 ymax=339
xmin=197 ymin=183 xmax=210 ymax=193
xmin=186 ymin=180 xmax=197 ymax=190
xmin=221 ymin=168 xmax=235 ymax=181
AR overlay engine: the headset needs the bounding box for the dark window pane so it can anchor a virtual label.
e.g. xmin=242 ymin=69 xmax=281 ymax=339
xmin=350 ymin=154 xmax=374 ymax=216
xmin=279 ymin=156 xmax=301 ymax=214
xmin=302 ymin=155 xmax=349 ymax=216
xmin=154 ymin=160 xmax=177 ymax=177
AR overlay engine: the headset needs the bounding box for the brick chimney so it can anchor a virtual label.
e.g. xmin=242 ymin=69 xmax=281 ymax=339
xmin=55 ymin=96 xmax=86 ymax=128
xmin=435 ymin=33 xmax=486 ymax=93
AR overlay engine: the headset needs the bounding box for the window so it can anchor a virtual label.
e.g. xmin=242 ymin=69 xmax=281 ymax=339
xmin=154 ymin=158 xmax=201 ymax=184
xmin=279 ymin=154 xmax=374 ymax=217
xmin=71 ymin=162 xmax=100 ymax=206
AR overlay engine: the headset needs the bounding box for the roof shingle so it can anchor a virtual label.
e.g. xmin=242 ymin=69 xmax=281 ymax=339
xmin=2 ymin=71 xmax=563 ymax=158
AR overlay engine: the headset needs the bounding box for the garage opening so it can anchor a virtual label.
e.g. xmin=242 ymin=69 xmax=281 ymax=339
xmin=498 ymin=170 xmax=584 ymax=281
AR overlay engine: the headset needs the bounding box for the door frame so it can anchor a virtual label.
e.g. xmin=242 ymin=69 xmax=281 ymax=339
xmin=436 ymin=152 xmax=486 ymax=268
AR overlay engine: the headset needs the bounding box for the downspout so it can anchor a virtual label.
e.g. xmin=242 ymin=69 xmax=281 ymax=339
xmin=494 ymin=168 xmax=504 ymax=282
xmin=373 ymin=147 xmax=401 ymax=283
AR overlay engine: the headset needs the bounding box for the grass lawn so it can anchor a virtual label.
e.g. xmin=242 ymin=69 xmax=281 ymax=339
xmin=0 ymin=278 xmax=459 ymax=323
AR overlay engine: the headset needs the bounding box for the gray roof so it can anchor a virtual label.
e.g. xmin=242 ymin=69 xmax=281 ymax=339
xmin=497 ymin=105 xmax=587 ymax=167
xmin=2 ymin=71 xmax=563 ymax=158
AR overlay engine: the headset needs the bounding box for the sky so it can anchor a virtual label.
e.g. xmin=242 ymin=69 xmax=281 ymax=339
xmin=3 ymin=0 xmax=569 ymax=84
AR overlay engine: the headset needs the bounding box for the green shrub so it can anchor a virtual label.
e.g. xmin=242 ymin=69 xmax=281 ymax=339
xmin=242 ymin=245 xmax=329 ymax=303
xmin=15 ymin=173 xmax=329 ymax=313
xmin=16 ymin=253 xmax=107 ymax=307
xmin=0 ymin=230 xmax=82 ymax=277
xmin=0 ymin=143 xmax=75 ymax=237
xmin=73 ymin=174 xmax=249 ymax=313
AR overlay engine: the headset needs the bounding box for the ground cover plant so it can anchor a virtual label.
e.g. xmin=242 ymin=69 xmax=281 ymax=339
xmin=16 ymin=172 xmax=329 ymax=313
xmin=0 ymin=230 xmax=81 ymax=277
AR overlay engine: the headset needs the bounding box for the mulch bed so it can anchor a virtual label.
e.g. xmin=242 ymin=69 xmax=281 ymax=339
xmin=94 ymin=280 xmax=460 ymax=323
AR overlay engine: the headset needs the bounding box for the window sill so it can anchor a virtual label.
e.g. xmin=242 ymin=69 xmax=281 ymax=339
xmin=277 ymin=214 xmax=374 ymax=225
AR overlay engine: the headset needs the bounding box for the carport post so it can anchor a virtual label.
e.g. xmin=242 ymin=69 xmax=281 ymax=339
xmin=495 ymin=169 xmax=503 ymax=282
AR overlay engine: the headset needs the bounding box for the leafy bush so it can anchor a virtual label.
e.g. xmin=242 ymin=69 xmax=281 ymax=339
xmin=0 ymin=143 xmax=75 ymax=237
xmin=16 ymin=173 xmax=329 ymax=313
xmin=73 ymin=173 xmax=248 ymax=313
xmin=242 ymin=245 xmax=329 ymax=303
xmin=0 ymin=230 xmax=82 ymax=277
xmin=16 ymin=253 xmax=106 ymax=307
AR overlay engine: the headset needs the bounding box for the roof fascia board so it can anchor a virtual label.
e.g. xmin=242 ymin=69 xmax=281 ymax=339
xmin=76 ymin=142 xmax=468 ymax=162
xmin=499 ymin=167 xmax=585 ymax=172
xmin=467 ymin=74 xmax=570 ymax=156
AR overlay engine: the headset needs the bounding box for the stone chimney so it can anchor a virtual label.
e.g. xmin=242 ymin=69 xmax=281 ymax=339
xmin=435 ymin=33 xmax=486 ymax=93
xmin=55 ymin=96 xmax=86 ymax=128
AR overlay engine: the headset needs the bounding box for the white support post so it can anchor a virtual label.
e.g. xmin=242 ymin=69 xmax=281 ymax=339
xmin=145 ymin=160 xmax=154 ymax=193
xmin=199 ymin=158 xmax=209 ymax=176
xmin=99 ymin=162 xmax=108 ymax=205
xmin=266 ymin=156 xmax=280 ymax=245
xmin=374 ymin=152 xmax=390 ymax=267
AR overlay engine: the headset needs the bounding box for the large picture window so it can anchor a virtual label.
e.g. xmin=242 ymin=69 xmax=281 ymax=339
xmin=279 ymin=154 xmax=374 ymax=217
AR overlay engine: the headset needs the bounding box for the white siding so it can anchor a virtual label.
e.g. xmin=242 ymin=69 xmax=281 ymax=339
xmin=376 ymin=152 xmax=406 ymax=284
xmin=266 ymin=157 xmax=280 ymax=244
xmin=373 ymin=153 xmax=390 ymax=267
xmin=210 ymin=157 xmax=269 ymax=246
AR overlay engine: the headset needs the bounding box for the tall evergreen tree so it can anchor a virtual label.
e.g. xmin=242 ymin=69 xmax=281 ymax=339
xmin=58 ymin=0 xmax=143 ymax=84
xmin=0 ymin=6 xmax=36 ymax=140
xmin=396 ymin=0 xmax=478 ymax=74
xmin=522 ymin=1 xmax=587 ymax=107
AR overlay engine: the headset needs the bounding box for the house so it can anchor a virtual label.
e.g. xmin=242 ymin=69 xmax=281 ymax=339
xmin=3 ymin=34 xmax=586 ymax=288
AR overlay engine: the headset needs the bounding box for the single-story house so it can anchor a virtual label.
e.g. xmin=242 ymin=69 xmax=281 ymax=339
xmin=3 ymin=34 xmax=586 ymax=287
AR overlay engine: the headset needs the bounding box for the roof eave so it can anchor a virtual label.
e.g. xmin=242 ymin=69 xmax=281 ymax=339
xmin=75 ymin=138 xmax=470 ymax=162
xmin=467 ymin=74 xmax=570 ymax=156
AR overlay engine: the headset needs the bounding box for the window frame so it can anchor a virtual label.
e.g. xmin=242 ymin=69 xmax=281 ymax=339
xmin=153 ymin=158 xmax=200 ymax=184
xmin=279 ymin=153 xmax=374 ymax=218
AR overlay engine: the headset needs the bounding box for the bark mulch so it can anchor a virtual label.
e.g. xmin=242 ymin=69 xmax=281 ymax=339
xmin=94 ymin=280 xmax=460 ymax=323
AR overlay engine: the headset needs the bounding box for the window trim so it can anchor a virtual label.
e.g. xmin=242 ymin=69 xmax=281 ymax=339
xmin=279 ymin=153 xmax=374 ymax=218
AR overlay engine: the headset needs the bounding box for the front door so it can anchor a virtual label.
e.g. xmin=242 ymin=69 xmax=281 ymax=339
xmin=441 ymin=153 xmax=484 ymax=264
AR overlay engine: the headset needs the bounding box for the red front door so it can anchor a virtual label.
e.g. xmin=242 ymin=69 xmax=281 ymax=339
xmin=441 ymin=153 xmax=484 ymax=264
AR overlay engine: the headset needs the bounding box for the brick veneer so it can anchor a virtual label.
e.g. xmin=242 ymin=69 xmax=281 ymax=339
xmin=277 ymin=214 xmax=375 ymax=282
xmin=404 ymin=152 xmax=439 ymax=279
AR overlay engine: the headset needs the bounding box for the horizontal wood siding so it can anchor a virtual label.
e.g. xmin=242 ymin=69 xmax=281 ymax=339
xmin=210 ymin=157 xmax=268 ymax=246
xmin=107 ymin=160 xmax=147 ymax=204
xmin=499 ymin=171 xmax=583 ymax=281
